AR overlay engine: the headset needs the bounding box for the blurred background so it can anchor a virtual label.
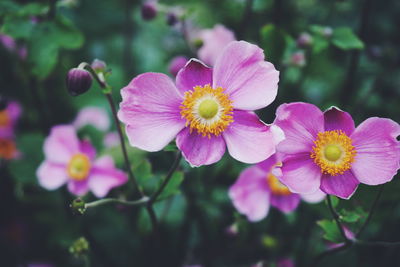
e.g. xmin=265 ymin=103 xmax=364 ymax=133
xmin=1 ymin=0 xmax=400 ymax=266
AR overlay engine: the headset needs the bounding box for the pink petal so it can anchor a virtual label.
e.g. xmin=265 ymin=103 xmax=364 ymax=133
xmin=198 ymin=24 xmax=236 ymax=66
xmin=88 ymin=156 xmax=128 ymax=198
xmin=323 ymin=106 xmax=355 ymax=135
xmin=223 ymin=111 xmax=281 ymax=164
xmin=176 ymin=128 xmax=226 ymax=167
xmin=73 ymin=107 xmax=110 ymax=131
xmin=275 ymin=102 xmax=324 ymax=155
xmin=257 ymin=154 xmax=279 ymax=172
xmin=300 ymin=189 xmax=326 ymax=203
xmin=270 ymin=193 xmax=301 ymax=213
xmin=168 ymin=55 xmax=188 ymax=77
xmin=43 ymin=125 xmax=80 ymax=163
xmin=228 ymin=165 xmax=270 ymax=222
xmin=36 ymin=161 xmax=68 ymax=190
xmin=118 ymin=73 xmax=186 ymax=152
xmin=320 ymin=171 xmax=359 ymax=199
xmin=351 ymin=117 xmax=400 ymax=185
xmin=212 ymin=41 xmax=279 ymax=110
xmin=67 ymin=180 xmax=89 ymax=196
xmin=175 ymin=59 xmax=212 ymax=95
xmin=7 ymin=101 xmax=22 ymax=122
xmin=79 ymin=139 xmax=96 ymax=160
xmin=280 ymin=153 xmax=322 ymax=194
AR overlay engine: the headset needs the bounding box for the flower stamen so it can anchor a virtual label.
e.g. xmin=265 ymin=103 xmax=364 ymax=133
xmin=67 ymin=153 xmax=91 ymax=181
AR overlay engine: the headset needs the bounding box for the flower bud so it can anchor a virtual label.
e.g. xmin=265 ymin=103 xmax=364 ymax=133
xmin=69 ymin=237 xmax=89 ymax=257
xmin=141 ymin=2 xmax=157 ymax=21
xmin=91 ymin=59 xmax=107 ymax=72
xmin=70 ymin=198 xmax=86 ymax=215
xmin=166 ymin=12 xmax=178 ymax=26
xmin=297 ymin=32 xmax=313 ymax=48
xmin=168 ymin=56 xmax=188 ymax=77
xmin=322 ymin=27 xmax=333 ymax=38
xmin=66 ymin=68 xmax=92 ymax=96
xmin=290 ymin=51 xmax=306 ymax=67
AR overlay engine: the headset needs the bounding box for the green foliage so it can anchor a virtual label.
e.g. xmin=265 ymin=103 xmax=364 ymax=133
xmin=332 ymin=27 xmax=364 ymax=50
xmin=317 ymin=219 xmax=343 ymax=243
xmin=260 ymin=24 xmax=292 ymax=65
xmin=157 ymin=171 xmax=185 ymax=200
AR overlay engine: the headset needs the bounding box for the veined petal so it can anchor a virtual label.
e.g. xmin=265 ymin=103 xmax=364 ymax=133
xmin=223 ymin=110 xmax=279 ymax=164
xmin=176 ymin=59 xmax=212 ymax=95
xmin=270 ymin=193 xmax=301 ymax=213
xmin=228 ymin=165 xmax=270 ymax=222
xmin=275 ymin=102 xmax=324 ymax=155
xmin=324 ymin=106 xmax=355 ymax=135
xmin=36 ymin=161 xmax=68 ymax=190
xmin=320 ymin=171 xmax=359 ymax=199
xmin=79 ymin=139 xmax=96 ymax=161
xmin=43 ymin=125 xmax=80 ymax=163
xmin=118 ymin=73 xmax=186 ymax=152
xmin=351 ymin=117 xmax=400 ymax=185
xmin=212 ymin=41 xmax=279 ymax=110
xmin=176 ymin=128 xmax=226 ymax=167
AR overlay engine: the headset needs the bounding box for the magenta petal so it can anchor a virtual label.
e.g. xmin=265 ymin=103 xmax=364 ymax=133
xmin=44 ymin=125 xmax=80 ymax=163
xmin=257 ymin=154 xmax=279 ymax=172
xmin=88 ymin=156 xmax=128 ymax=198
xmin=36 ymin=161 xmax=68 ymax=190
xmin=280 ymin=153 xmax=322 ymax=194
xmin=323 ymin=106 xmax=355 ymax=135
xmin=212 ymin=41 xmax=279 ymax=110
xmin=176 ymin=128 xmax=226 ymax=167
xmin=79 ymin=140 xmax=96 ymax=160
xmin=228 ymin=165 xmax=270 ymax=222
xmin=223 ymin=111 xmax=281 ymax=164
xmin=270 ymin=193 xmax=301 ymax=213
xmin=175 ymin=59 xmax=213 ymax=94
xmin=320 ymin=171 xmax=359 ymax=199
xmin=275 ymin=102 xmax=324 ymax=155
xmin=67 ymin=180 xmax=89 ymax=196
xmin=351 ymin=117 xmax=400 ymax=185
xmin=118 ymin=73 xmax=185 ymax=152
xmin=7 ymin=101 xmax=22 ymax=122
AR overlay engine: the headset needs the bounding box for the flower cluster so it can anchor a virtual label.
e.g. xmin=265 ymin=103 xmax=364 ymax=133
xmin=0 ymin=100 xmax=21 ymax=160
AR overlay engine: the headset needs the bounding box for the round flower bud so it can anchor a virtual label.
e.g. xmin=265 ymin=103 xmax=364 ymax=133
xmin=66 ymin=68 xmax=93 ymax=96
xmin=297 ymin=32 xmax=313 ymax=48
xmin=166 ymin=12 xmax=178 ymax=26
xmin=70 ymin=198 xmax=86 ymax=215
xmin=141 ymin=2 xmax=157 ymax=21
xmin=290 ymin=51 xmax=306 ymax=67
xmin=69 ymin=237 xmax=90 ymax=257
xmin=91 ymin=59 xmax=107 ymax=72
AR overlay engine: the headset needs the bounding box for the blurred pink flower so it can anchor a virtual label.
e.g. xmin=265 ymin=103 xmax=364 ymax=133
xmin=37 ymin=125 xmax=128 ymax=197
xmin=197 ymin=24 xmax=236 ymax=66
xmin=118 ymin=41 xmax=281 ymax=167
xmin=73 ymin=107 xmax=110 ymax=131
xmin=168 ymin=56 xmax=188 ymax=77
xmin=229 ymin=154 xmax=325 ymax=222
xmin=0 ymin=34 xmax=16 ymax=51
xmin=104 ymin=131 xmax=119 ymax=148
xmin=290 ymin=51 xmax=306 ymax=67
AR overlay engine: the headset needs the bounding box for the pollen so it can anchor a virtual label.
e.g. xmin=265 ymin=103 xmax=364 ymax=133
xmin=180 ymin=84 xmax=234 ymax=137
xmin=67 ymin=153 xmax=91 ymax=181
xmin=267 ymin=173 xmax=291 ymax=196
xmin=310 ymin=130 xmax=356 ymax=176
xmin=0 ymin=110 xmax=10 ymax=127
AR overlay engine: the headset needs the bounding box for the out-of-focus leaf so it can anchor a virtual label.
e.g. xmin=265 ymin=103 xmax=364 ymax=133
xmin=133 ymin=158 xmax=153 ymax=185
xmin=332 ymin=27 xmax=364 ymax=50
xmin=157 ymin=171 xmax=184 ymax=200
xmin=330 ymin=196 xmax=339 ymax=208
xmin=77 ymin=125 xmax=103 ymax=151
xmin=339 ymin=209 xmax=361 ymax=223
xmin=0 ymin=1 xmax=20 ymax=16
xmin=317 ymin=219 xmax=343 ymax=243
xmin=54 ymin=16 xmax=84 ymax=49
xmin=1 ymin=16 xmax=35 ymax=39
xmin=260 ymin=24 xmax=289 ymax=64
xmin=163 ymin=142 xmax=178 ymax=152
xmin=17 ymin=3 xmax=48 ymax=16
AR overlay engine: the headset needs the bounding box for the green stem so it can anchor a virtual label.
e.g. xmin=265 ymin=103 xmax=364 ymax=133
xmin=356 ymin=184 xmax=385 ymax=238
xmin=85 ymin=196 xmax=149 ymax=209
xmin=327 ymin=195 xmax=349 ymax=243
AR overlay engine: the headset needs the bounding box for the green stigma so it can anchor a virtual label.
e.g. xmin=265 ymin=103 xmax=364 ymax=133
xmin=324 ymin=144 xmax=342 ymax=161
xmin=198 ymin=99 xmax=219 ymax=119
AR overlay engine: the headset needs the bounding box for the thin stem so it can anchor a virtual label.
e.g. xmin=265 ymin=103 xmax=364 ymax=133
xmin=356 ymin=184 xmax=385 ymax=238
xmin=327 ymin=195 xmax=349 ymax=243
xmin=150 ymin=152 xmax=182 ymax=204
xmin=85 ymin=196 xmax=149 ymax=209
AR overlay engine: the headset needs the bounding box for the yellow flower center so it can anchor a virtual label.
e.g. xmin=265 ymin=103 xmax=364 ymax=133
xmin=180 ymin=84 xmax=233 ymax=137
xmin=310 ymin=130 xmax=356 ymax=176
xmin=67 ymin=153 xmax=91 ymax=181
xmin=0 ymin=110 xmax=10 ymax=127
xmin=267 ymin=173 xmax=291 ymax=196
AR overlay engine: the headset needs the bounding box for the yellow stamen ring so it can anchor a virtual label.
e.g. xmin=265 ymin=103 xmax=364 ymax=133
xmin=67 ymin=153 xmax=91 ymax=181
xmin=310 ymin=130 xmax=356 ymax=176
xmin=180 ymin=84 xmax=234 ymax=137
xmin=267 ymin=173 xmax=291 ymax=196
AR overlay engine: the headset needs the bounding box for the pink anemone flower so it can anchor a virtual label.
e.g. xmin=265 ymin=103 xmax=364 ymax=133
xmin=168 ymin=56 xmax=188 ymax=77
xmin=229 ymin=154 xmax=325 ymax=222
xmin=36 ymin=125 xmax=128 ymax=197
xmin=197 ymin=24 xmax=236 ymax=66
xmin=274 ymin=102 xmax=400 ymax=199
xmin=118 ymin=41 xmax=282 ymax=167
xmin=73 ymin=106 xmax=110 ymax=131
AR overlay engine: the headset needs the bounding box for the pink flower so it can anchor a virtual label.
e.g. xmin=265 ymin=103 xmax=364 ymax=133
xmin=168 ymin=56 xmax=188 ymax=77
xmin=197 ymin=24 xmax=236 ymax=66
xmin=118 ymin=41 xmax=282 ymax=167
xmin=229 ymin=154 xmax=325 ymax=222
xmin=274 ymin=102 xmax=400 ymax=199
xmin=0 ymin=34 xmax=16 ymax=51
xmin=290 ymin=51 xmax=306 ymax=67
xmin=73 ymin=107 xmax=110 ymax=131
xmin=0 ymin=101 xmax=22 ymax=139
xmin=103 ymin=131 xmax=119 ymax=148
xmin=36 ymin=125 xmax=128 ymax=197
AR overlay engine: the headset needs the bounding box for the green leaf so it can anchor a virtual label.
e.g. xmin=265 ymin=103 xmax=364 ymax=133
xmin=133 ymin=159 xmax=153 ymax=185
xmin=0 ymin=1 xmax=20 ymax=17
xmin=157 ymin=171 xmax=184 ymax=200
xmin=317 ymin=219 xmax=343 ymax=243
xmin=1 ymin=16 xmax=35 ymax=39
xmin=339 ymin=209 xmax=361 ymax=223
xmin=54 ymin=16 xmax=84 ymax=50
xmin=163 ymin=142 xmax=178 ymax=152
xmin=332 ymin=27 xmax=364 ymax=50
xmin=330 ymin=196 xmax=340 ymax=208
xmin=260 ymin=24 xmax=290 ymax=64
